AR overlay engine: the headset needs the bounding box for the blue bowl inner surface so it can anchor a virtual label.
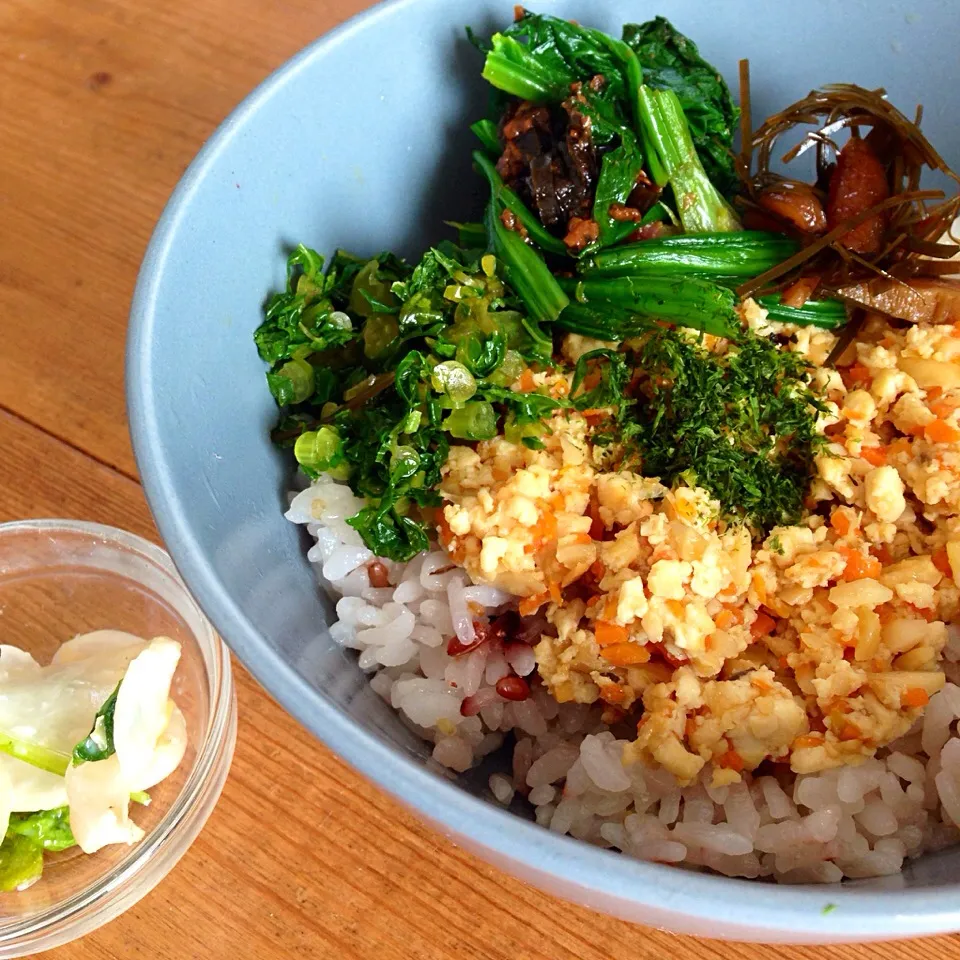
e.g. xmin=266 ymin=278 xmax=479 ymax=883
xmin=128 ymin=0 xmax=960 ymax=940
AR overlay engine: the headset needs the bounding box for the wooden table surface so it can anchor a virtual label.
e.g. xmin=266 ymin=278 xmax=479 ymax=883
xmin=0 ymin=1 xmax=956 ymax=957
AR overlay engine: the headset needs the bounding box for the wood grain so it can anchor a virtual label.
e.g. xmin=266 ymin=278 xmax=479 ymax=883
xmin=1 ymin=0 xmax=958 ymax=957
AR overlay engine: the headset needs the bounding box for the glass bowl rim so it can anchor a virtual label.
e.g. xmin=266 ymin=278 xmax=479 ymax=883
xmin=0 ymin=518 xmax=237 ymax=954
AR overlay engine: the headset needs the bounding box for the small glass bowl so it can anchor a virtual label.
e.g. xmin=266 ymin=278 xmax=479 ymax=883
xmin=0 ymin=519 xmax=237 ymax=957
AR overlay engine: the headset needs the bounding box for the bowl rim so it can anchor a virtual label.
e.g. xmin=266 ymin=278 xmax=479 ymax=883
xmin=125 ymin=0 xmax=960 ymax=940
xmin=0 ymin=519 xmax=237 ymax=956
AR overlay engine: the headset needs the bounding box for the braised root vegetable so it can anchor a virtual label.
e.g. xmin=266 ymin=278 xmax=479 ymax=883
xmin=837 ymin=277 xmax=960 ymax=325
xmin=757 ymin=182 xmax=827 ymax=235
xmin=738 ymin=84 xmax=960 ymax=307
xmin=826 ymin=137 xmax=889 ymax=254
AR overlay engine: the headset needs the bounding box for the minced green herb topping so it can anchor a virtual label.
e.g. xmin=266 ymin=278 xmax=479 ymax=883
xmin=616 ymin=329 xmax=828 ymax=533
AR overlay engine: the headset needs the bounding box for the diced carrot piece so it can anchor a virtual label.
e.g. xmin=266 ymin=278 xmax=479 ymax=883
xmin=844 ymin=362 xmax=871 ymax=387
xmin=550 ymin=492 xmax=565 ymax=510
xmin=792 ymin=734 xmax=825 ymax=749
xmin=926 ymin=418 xmax=960 ymax=444
xmin=595 ymin=620 xmax=628 ymax=647
xmin=837 ymin=722 xmax=862 ymax=742
xmin=666 ymin=599 xmax=685 ymax=618
xmin=751 ymin=611 xmax=776 ymax=637
xmin=888 ymin=438 xmax=913 ymax=457
xmin=599 ymin=683 xmax=626 ymax=705
xmin=714 ymin=609 xmax=734 ymax=630
xmin=531 ymin=511 xmax=557 ymax=546
xmin=933 ymin=546 xmax=952 ymax=578
xmin=717 ymin=749 xmax=745 ymax=772
xmin=778 ymin=655 xmax=791 ymax=670
xmin=518 ymin=592 xmax=548 ymax=616
xmin=517 ymin=368 xmax=536 ymax=392
xmin=573 ymin=533 xmax=593 ymax=545
xmin=751 ymin=572 xmax=768 ymax=605
xmin=928 ymin=386 xmax=944 ymax=401
xmin=836 ymin=544 xmax=882 ymax=581
xmin=436 ymin=511 xmax=453 ymax=546
xmin=902 ymin=687 xmax=930 ymax=708
xmin=548 ymin=579 xmax=562 ymax=604
xmin=589 ymin=560 xmax=605 ymax=579
xmin=602 ymin=642 xmax=651 ymax=666
xmin=552 ymin=379 xmax=569 ymax=397
xmin=685 ymin=717 xmax=698 ymax=739
xmin=723 ymin=604 xmax=744 ymax=626
xmin=603 ymin=594 xmax=618 ymax=620
xmin=931 ymin=397 xmax=960 ymax=419
xmin=651 ymin=641 xmax=689 ymax=668
xmin=860 ymin=446 xmax=887 ymax=467
xmin=830 ymin=509 xmax=854 ymax=537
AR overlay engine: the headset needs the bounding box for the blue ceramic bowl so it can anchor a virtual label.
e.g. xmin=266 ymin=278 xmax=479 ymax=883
xmin=127 ymin=0 xmax=960 ymax=941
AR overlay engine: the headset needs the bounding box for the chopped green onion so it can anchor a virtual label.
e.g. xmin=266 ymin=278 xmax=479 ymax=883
xmin=294 ymin=426 xmax=344 ymax=475
xmin=443 ymin=401 xmax=498 ymax=440
xmin=430 ymin=361 xmax=477 ymax=404
xmin=275 ymin=357 xmax=315 ymax=404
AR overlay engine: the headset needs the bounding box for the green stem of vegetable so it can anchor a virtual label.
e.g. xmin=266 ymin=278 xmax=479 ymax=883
xmin=757 ymin=295 xmax=849 ymax=329
xmin=0 ymin=732 xmax=69 ymax=777
xmin=445 ymin=220 xmax=487 ymax=249
xmin=473 ymin=151 xmax=568 ymax=256
xmin=483 ymin=199 xmax=569 ymax=325
xmin=470 ymin=119 xmax=501 ymax=155
xmin=636 ymin=86 xmax=740 ymax=234
xmin=558 ymin=274 xmax=739 ymax=339
xmin=579 ymin=232 xmax=799 ymax=282
xmin=641 ymin=201 xmax=674 ymax=226
xmin=555 ymin=303 xmax=655 ymax=341
xmin=593 ymin=34 xmax=666 ymax=183
xmin=481 ymin=33 xmax=573 ymax=101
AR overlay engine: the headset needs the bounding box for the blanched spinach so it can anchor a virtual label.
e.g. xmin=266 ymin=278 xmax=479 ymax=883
xmin=6 ymin=808 xmax=75 ymax=853
xmin=623 ymin=17 xmax=740 ymax=197
xmin=72 ymin=683 xmax=119 ymax=764
xmin=0 ymin=834 xmax=43 ymax=893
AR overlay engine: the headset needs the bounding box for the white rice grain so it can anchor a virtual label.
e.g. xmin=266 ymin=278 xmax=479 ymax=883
xmin=529 ymin=784 xmax=557 ymax=806
xmin=759 ymin=777 xmax=796 ymax=821
xmin=433 ymin=736 xmax=473 ymax=772
xmin=527 ymin=742 xmax=580 ymax=788
xmin=323 ymin=546 xmax=374 ymax=582
xmin=446 ymin=575 xmax=475 ymax=645
xmin=580 ymin=735 xmax=631 ymax=793
xmin=504 ymin=644 xmax=537 ymax=677
xmin=672 ymin=822 xmax=753 ymax=856
xmin=489 ymin=773 xmax=515 ymax=805
xmin=724 ymin=781 xmax=761 ymax=840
